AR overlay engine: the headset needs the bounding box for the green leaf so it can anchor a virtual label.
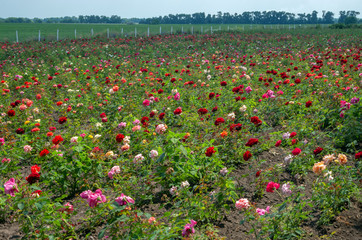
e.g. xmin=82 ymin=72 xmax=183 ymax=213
xmin=278 ymin=202 xmax=287 ymax=212
xmin=156 ymin=152 xmax=166 ymax=163
xmin=179 ymin=145 xmax=188 ymax=156
xmin=98 ymin=228 xmax=106 ymax=239
xmin=170 ymin=138 xmax=178 ymax=144
xmin=18 ymin=202 xmax=24 ymax=210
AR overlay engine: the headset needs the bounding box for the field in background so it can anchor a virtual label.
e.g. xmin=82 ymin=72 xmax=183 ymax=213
xmin=0 ymin=23 xmax=336 ymax=42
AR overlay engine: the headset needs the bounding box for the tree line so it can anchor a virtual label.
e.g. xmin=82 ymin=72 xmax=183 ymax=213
xmin=140 ymin=11 xmax=360 ymax=25
xmin=0 ymin=11 xmax=360 ymax=25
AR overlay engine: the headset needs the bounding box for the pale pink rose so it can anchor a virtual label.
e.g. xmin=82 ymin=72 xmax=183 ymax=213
xmin=235 ymin=198 xmax=250 ymax=210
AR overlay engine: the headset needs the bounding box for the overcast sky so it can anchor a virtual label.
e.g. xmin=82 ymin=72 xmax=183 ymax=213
xmin=0 ymin=0 xmax=361 ymax=18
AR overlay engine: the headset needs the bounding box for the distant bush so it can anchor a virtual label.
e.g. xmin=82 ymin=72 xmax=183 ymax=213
xmin=329 ymin=23 xmax=362 ymax=29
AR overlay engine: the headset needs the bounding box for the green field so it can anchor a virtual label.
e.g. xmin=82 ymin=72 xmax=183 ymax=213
xmin=0 ymin=23 xmax=335 ymax=42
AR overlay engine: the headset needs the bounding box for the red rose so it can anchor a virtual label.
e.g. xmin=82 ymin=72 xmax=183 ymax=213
xmin=214 ymin=117 xmax=225 ymax=126
xmin=173 ymin=107 xmax=182 ymax=115
xmin=313 ymin=147 xmax=323 ymax=155
xmin=26 ymin=172 xmax=40 ymax=184
xmin=7 ymin=110 xmax=15 ymax=117
xmin=100 ymin=112 xmax=106 ymax=118
xmin=245 ymin=138 xmax=259 ymax=147
xmin=291 ymin=139 xmax=297 ymax=145
xmin=16 ymin=128 xmax=25 ymax=134
xmin=205 ymin=146 xmax=216 ymax=157
xmin=212 ymin=106 xmax=218 ymax=112
xmin=141 ymin=116 xmax=149 ymax=124
xmin=305 ymin=101 xmax=312 ymax=108
xmin=39 ymin=149 xmax=49 ymax=157
xmin=49 ymin=127 xmax=56 ymax=131
xmin=149 ymin=111 xmax=155 ymax=118
xmin=159 ymin=112 xmax=165 ymax=120
xmin=116 ymin=134 xmax=124 ymax=143
xmin=243 ymin=151 xmax=252 ymax=161
xmin=209 ymin=92 xmax=215 ymax=99
xmin=275 ymin=140 xmax=282 ymax=147
xmin=52 ymin=135 xmax=64 ymax=145
xmin=230 ymin=123 xmax=242 ymax=132
xmin=250 ymin=116 xmax=262 ymax=126
xmin=31 ymin=165 xmax=41 ymax=173
xmin=256 ymin=170 xmax=261 ymax=177
xmin=220 ymin=81 xmax=227 ymax=86
xmin=355 ymin=151 xmax=362 ymax=159
xmin=197 ymin=108 xmax=208 ymax=115
xmin=58 ymin=117 xmax=67 ymax=124
xmin=290 ymin=132 xmax=297 ymax=138
xmin=292 ymin=148 xmax=301 ymax=156
xmin=158 ymin=89 xmax=164 ymax=94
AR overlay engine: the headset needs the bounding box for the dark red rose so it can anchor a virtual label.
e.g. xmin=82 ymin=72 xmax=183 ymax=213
xmin=197 ymin=108 xmax=208 ymax=115
xmin=292 ymin=148 xmax=301 ymax=156
xmin=220 ymin=81 xmax=227 ymax=86
xmin=355 ymin=151 xmax=361 ymax=159
xmin=141 ymin=116 xmax=149 ymax=124
xmin=149 ymin=111 xmax=156 ymax=118
xmin=159 ymin=112 xmax=165 ymax=120
xmin=52 ymin=135 xmax=64 ymax=145
xmin=16 ymin=128 xmax=25 ymax=134
xmin=230 ymin=123 xmax=242 ymax=132
xmin=245 ymin=138 xmax=259 ymax=147
xmin=7 ymin=110 xmax=15 ymax=117
xmin=157 ymin=89 xmax=164 ymax=94
xmin=250 ymin=116 xmax=262 ymax=126
xmin=212 ymin=106 xmax=218 ymax=112
xmin=26 ymin=172 xmax=40 ymax=184
xmin=39 ymin=149 xmax=49 ymax=157
xmin=116 ymin=134 xmax=124 ymax=143
xmin=214 ymin=117 xmax=225 ymax=126
xmin=306 ymin=101 xmax=312 ymax=108
xmin=209 ymin=92 xmax=215 ymax=99
xmin=15 ymin=100 xmax=21 ymax=106
xmin=313 ymin=147 xmax=323 ymax=155
xmin=205 ymin=146 xmax=216 ymax=157
xmin=173 ymin=107 xmax=182 ymax=115
xmin=275 ymin=140 xmax=282 ymax=147
xmin=243 ymin=151 xmax=252 ymax=161
xmin=291 ymin=139 xmax=297 ymax=145
xmin=58 ymin=117 xmax=67 ymax=124
xmin=256 ymin=170 xmax=261 ymax=177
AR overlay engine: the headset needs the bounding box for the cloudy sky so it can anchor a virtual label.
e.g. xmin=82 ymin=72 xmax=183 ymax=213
xmin=0 ymin=0 xmax=361 ymax=18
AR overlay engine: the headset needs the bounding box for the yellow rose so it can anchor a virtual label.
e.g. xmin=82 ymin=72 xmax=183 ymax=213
xmin=88 ymin=135 xmax=93 ymax=139
xmin=24 ymin=121 xmax=30 ymax=125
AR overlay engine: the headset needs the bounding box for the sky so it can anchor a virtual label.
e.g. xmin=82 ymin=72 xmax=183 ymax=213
xmin=0 ymin=0 xmax=361 ymax=19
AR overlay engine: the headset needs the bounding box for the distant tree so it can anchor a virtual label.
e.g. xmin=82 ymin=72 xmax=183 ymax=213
xmin=344 ymin=16 xmax=358 ymax=24
xmin=311 ymin=11 xmax=318 ymax=24
xmin=323 ymin=11 xmax=334 ymax=24
xmin=32 ymin=18 xmax=43 ymax=23
xmin=338 ymin=11 xmax=347 ymax=23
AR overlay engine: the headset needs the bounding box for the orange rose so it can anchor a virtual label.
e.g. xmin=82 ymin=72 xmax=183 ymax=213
xmin=338 ymin=154 xmax=347 ymax=165
xmin=313 ymin=161 xmax=326 ymax=175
